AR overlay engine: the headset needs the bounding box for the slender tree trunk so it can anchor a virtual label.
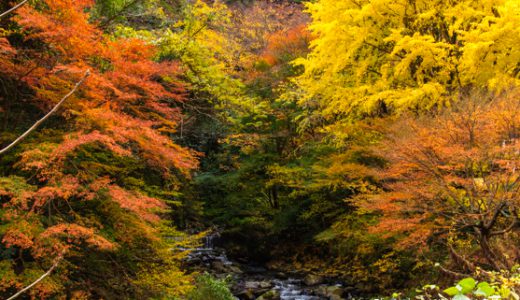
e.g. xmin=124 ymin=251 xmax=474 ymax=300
xmin=0 ymin=70 xmax=90 ymax=155
xmin=479 ymin=233 xmax=508 ymax=271
xmin=0 ymin=0 xmax=29 ymax=19
xmin=7 ymin=255 xmax=63 ymax=300
xmin=271 ymin=185 xmax=279 ymax=209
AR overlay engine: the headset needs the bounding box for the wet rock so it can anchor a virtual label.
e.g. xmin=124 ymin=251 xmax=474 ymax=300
xmin=211 ymin=261 xmax=228 ymax=273
xmin=235 ymin=289 xmax=255 ymax=300
xmin=257 ymin=289 xmax=281 ymax=300
xmin=210 ymin=261 xmax=243 ymax=274
xmin=186 ymin=257 xmax=202 ymax=264
xmin=228 ymin=265 xmax=243 ymax=274
xmin=316 ymin=285 xmax=345 ymax=300
xmin=244 ymin=280 xmax=273 ymax=290
xmin=304 ymin=274 xmax=324 ymax=286
xmin=234 ymin=280 xmax=273 ymax=298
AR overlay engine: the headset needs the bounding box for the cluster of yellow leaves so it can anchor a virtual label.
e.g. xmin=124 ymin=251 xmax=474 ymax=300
xmin=296 ymin=0 xmax=520 ymax=120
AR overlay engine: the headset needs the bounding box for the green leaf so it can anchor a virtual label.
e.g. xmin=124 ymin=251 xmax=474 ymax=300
xmin=458 ymin=278 xmax=476 ymax=294
xmin=474 ymin=282 xmax=495 ymax=297
xmin=444 ymin=287 xmax=460 ymax=296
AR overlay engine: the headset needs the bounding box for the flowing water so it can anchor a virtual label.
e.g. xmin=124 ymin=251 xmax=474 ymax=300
xmin=272 ymin=279 xmax=322 ymax=300
xmin=183 ymin=232 xmax=341 ymax=300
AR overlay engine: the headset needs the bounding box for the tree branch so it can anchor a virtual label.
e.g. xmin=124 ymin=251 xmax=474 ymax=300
xmin=363 ymin=40 xmax=404 ymax=59
xmin=99 ymin=0 xmax=140 ymax=29
xmin=436 ymin=263 xmax=468 ymax=278
xmin=491 ymin=216 xmax=518 ymax=236
xmin=0 ymin=0 xmax=29 ymax=19
xmin=7 ymin=254 xmax=63 ymax=300
xmin=485 ymin=201 xmax=506 ymax=231
xmin=0 ymin=70 xmax=90 ymax=155
xmin=448 ymin=243 xmax=476 ymax=273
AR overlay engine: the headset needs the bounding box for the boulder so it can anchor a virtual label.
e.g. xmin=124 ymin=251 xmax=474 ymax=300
xmin=228 ymin=265 xmax=243 ymax=274
xmin=316 ymin=285 xmax=345 ymax=300
xmin=304 ymin=274 xmax=324 ymax=286
xmin=236 ymin=280 xmax=273 ymax=298
xmin=257 ymin=289 xmax=281 ymax=300
xmin=210 ymin=261 xmax=228 ymax=273
xmin=244 ymin=280 xmax=273 ymax=290
xmin=235 ymin=289 xmax=255 ymax=300
xmin=186 ymin=257 xmax=202 ymax=265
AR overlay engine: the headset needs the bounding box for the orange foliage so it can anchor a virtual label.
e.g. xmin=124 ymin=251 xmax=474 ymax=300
xmin=2 ymin=221 xmax=36 ymax=250
xmin=261 ymin=24 xmax=312 ymax=66
xmin=13 ymin=0 xmax=194 ymax=168
xmin=365 ymin=92 xmax=520 ymax=270
xmin=0 ymin=0 xmax=198 ymax=292
xmin=35 ymin=223 xmax=115 ymax=256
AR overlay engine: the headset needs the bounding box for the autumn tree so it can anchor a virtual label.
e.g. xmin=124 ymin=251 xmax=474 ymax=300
xmin=365 ymin=91 xmax=520 ymax=275
xmin=0 ymin=0 xmax=198 ymax=297
xmin=296 ymin=0 xmax=520 ymax=122
xmin=278 ymin=0 xmax=520 ymax=287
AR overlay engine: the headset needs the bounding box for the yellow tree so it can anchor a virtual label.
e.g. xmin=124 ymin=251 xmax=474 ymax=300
xmin=296 ymin=0 xmax=520 ymax=121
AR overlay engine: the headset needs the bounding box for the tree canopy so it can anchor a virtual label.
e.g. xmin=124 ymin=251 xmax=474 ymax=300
xmin=296 ymin=0 xmax=520 ymax=120
xmin=1 ymin=0 xmax=520 ymax=298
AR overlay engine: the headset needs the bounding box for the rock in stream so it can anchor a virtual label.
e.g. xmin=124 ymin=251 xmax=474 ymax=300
xmin=181 ymin=232 xmax=351 ymax=300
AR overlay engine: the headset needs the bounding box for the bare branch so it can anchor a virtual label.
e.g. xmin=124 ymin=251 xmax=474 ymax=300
xmin=491 ymin=214 xmax=519 ymax=236
xmin=448 ymin=243 xmax=476 ymax=273
xmin=7 ymin=254 xmax=63 ymax=300
xmin=436 ymin=263 xmax=468 ymax=278
xmin=0 ymin=70 xmax=90 ymax=155
xmin=0 ymin=0 xmax=29 ymax=19
xmin=98 ymin=0 xmax=140 ymax=29
xmin=485 ymin=201 xmax=506 ymax=231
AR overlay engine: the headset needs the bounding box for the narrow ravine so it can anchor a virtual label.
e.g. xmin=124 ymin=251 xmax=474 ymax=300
xmin=182 ymin=232 xmax=349 ymax=300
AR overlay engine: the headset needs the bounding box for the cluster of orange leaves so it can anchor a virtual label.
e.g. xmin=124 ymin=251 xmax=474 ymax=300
xmin=260 ymin=24 xmax=312 ymax=67
xmin=362 ymin=92 xmax=520 ymax=251
xmin=0 ymin=0 xmax=198 ymax=293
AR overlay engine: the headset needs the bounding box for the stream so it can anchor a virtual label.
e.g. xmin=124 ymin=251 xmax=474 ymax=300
xmin=182 ymin=232 xmax=350 ymax=300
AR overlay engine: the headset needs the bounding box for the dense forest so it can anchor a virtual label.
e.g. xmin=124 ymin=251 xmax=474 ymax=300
xmin=0 ymin=0 xmax=519 ymax=299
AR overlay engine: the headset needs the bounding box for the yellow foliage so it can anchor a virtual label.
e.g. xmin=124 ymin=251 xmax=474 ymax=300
xmin=295 ymin=0 xmax=520 ymax=120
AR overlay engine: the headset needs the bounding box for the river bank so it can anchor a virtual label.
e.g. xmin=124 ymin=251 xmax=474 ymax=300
xmin=181 ymin=232 xmax=355 ymax=300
